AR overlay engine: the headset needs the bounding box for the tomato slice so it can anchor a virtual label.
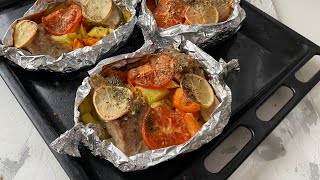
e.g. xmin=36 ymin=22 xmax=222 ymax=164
xmin=42 ymin=4 xmax=82 ymax=36
xmin=127 ymin=53 xmax=178 ymax=89
xmin=154 ymin=0 xmax=188 ymax=28
xmin=142 ymin=105 xmax=191 ymax=149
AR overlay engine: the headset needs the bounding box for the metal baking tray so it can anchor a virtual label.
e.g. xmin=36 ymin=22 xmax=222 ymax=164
xmin=1 ymin=1 xmax=319 ymax=179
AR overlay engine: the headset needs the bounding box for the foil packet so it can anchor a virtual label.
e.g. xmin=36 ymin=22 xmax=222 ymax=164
xmin=138 ymin=0 xmax=246 ymax=47
xmin=0 ymin=0 xmax=137 ymax=72
xmin=50 ymin=38 xmax=239 ymax=172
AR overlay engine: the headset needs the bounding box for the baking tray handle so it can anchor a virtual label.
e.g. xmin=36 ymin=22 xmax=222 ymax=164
xmin=175 ymin=49 xmax=320 ymax=180
xmin=216 ymin=66 xmax=320 ymax=179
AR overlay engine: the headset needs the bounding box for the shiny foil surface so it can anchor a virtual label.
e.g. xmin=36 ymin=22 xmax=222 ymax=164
xmin=0 ymin=0 xmax=137 ymax=72
xmin=51 ymin=39 xmax=239 ymax=172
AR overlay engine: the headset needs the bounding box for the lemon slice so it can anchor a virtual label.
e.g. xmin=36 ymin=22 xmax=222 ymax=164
xmin=14 ymin=20 xmax=38 ymax=48
xmin=212 ymin=0 xmax=233 ymax=22
xmin=93 ymin=85 xmax=133 ymax=122
xmin=185 ymin=2 xmax=219 ymax=24
xmin=181 ymin=74 xmax=215 ymax=108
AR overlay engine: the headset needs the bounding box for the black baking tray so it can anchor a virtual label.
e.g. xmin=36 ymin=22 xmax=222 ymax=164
xmin=1 ymin=1 xmax=320 ymax=180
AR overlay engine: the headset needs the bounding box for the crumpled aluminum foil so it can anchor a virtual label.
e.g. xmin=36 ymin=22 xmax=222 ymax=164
xmin=50 ymin=39 xmax=239 ymax=172
xmin=138 ymin=0 xmax=246 ymax=47
xmin=0 ymin=0 xmax=137 ymax=72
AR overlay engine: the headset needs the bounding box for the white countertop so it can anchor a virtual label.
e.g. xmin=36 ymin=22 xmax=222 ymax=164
xmin=1 ymin=0 xmax=320 ymax=179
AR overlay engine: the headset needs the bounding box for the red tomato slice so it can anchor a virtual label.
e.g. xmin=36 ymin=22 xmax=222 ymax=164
xmin=154 ymin=0 xmax=188 ymax=28
xmin=42 ymin=4 xmax=82 ymax=36
xmin=142 ymin=105 xmax=192 ymax=149
xmin=127 ymin=53 xmax=178 ymax=89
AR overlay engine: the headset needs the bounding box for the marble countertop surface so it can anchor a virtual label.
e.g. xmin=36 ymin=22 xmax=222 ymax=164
xmin=0 ymin=0 xmax=320 ymax=179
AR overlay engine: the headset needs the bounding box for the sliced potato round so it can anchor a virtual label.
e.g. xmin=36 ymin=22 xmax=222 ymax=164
xmin=82 ymin=0 xmax=124 ymax=29
xmin=93 ymin=85 xmax=133 ymax=122
xmin=13 ymin=20 xmax=38 ymax=48
xmin=185 ymin=2 xmax=219 ymax=24
xmin=181 ymin=73 xmax=215 ymax=108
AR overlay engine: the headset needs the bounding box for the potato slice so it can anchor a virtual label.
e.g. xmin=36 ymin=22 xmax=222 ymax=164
xmin=120 ymin=6 xmax=131 ymax=23
xmin=93 ymin=86 xmax=133 ymax=122
xmin=13 ymin=20 xmax=70 ymax=58
xmin=88 ymin=26 xmax=109 ymax=38
xmin=136 ymin=86 xmax=169 ymax=106
xmin=82 ymin=0 xmax=124 ymax=29
xmin=79 ymin=96 xmax=92 ymax=115
xmin=150 ymin=99 xmax=173 ymax=109
xmin=81 ymin=112 xmax=100 ymax=124
xmin=51 ymin=34 xmax=73 ymax=48
xmin=67 ymin=33 xmax=83 ymax=41
xmin=13 ymin=20 xmax=38 ymax=49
